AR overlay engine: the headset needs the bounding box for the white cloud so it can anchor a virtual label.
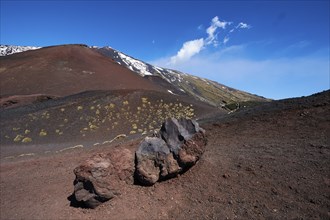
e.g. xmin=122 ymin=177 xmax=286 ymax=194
xmin=223 ymin=36 xmax=230 ymax=44
xmin=168 ymin=16 xmax=250 ymax=64
xmin=170 ymin=38 xmax=204 ymax=64
xmin=149 ymin=17 xmax=328 ymax=100
xmin=236 ymin=22 xmax=251 ymax=29
xmin=206 ymin=16 xmax=231 ymax=46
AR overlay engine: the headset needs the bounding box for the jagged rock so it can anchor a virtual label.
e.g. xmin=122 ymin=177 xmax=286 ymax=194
xmin=73 ymin=148 xmax=134 ymax=208
xmin=160 ymin=118 xmax=206 ymax=166
xmin=135 ymin=118 xmax=207 ymax=185
xmin=135 ymin=137 xmax=180 ymax=185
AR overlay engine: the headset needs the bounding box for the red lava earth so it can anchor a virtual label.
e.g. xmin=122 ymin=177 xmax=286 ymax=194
xmin=0 ymin=91 xmax=329 ymax=219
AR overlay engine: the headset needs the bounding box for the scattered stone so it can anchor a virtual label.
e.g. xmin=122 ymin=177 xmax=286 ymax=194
xmin=135 ymin=118 xmax=207 ymax=185
xmin=72 ymin=148 xmax=134 ymax=208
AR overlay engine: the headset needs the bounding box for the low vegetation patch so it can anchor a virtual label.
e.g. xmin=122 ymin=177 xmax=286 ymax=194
xmin=1 ymin=93 xmax=198 ymax=145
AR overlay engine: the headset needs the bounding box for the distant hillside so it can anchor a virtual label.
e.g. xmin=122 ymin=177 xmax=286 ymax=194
xmin=94 ymin=46 xmax=269 ymax=107
xmin=0 ymin=44 xmax=163 ymax=97
xmin=0 ymin=44 xmax=269 ymax=108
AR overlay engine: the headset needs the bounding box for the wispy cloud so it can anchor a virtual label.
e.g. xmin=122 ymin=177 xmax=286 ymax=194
xmin=197 ymin=24 xmax=204 ymax=30
xmin=236 ymin=22 xmax=251 ymax=29
xmin=169 ymin=16 xmax=250 ymax=64
xmin=205 ymin=16 xmax=231 ymax=46
xmin=223 ymin=36 xmax=230 ymax=45
xmin=150 ymin=17 xmax=328 ymax=100
xmin=226 ymin=22 xmax=251 ymax=37
xmin=170 ymin=38 xmax=204 ymax=64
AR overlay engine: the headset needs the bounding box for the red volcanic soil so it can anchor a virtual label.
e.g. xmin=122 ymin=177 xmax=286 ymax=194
xmin=0 ymin=91 xmax=329 ymax=219
xmin=0 ymin=45 xmax=163 ymax=97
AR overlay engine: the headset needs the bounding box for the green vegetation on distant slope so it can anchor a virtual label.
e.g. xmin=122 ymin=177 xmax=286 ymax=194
xmin=177 ymin=74 xmax=269 ymax=108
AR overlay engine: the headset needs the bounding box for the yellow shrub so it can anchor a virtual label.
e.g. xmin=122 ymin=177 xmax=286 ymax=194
xmin=89 ymin=124 xmax=98 ymax=130
xmin=141 ymin=97 xmax=148 ymax=103
xmin=22 ymin=137 xmax=32 ymax=143
xmin=39 ymin=130 xmax=47 ymax=136
xmin=14 ymin=135 xmax=24 ymax=142
xmin=132 ymin=124 xmax=138 ymax=130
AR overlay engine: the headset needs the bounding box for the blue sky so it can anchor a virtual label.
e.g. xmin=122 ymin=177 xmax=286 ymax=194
xmin=1 ymin=1 xmax=329 ymax=99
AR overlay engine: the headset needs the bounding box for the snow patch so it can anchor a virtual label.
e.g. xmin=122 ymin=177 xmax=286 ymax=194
xmin=117 ymin=52 xmax=153 ymax=76
xmin=0 ymin=45 xmax=41 ymax=56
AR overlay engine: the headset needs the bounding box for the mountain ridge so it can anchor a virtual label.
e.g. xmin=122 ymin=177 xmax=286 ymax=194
xmin=0 ymin=44 xmax=269 ymax=108
xmin=93 ymin=46 xmax=270 ymax=107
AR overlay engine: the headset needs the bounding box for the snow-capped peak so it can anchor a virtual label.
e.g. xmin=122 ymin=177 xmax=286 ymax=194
xmin=117 ymin=52 xmax=153 ymax=76
xmin=0 ymin=45 xmax=41 ymax=56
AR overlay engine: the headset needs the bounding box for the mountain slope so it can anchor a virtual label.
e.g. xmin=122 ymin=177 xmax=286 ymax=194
xmin=0 ymin=44 xmax=164 ymax=97
xmin=0 ymin=44 xmax=222 ymax=148
xmin=94 ymin=46 xmax=268 ymax=107
xmin=0 ymin=89 xmax=221 ymax=156
xmin=0 ymin=44 xmax=269 ymax=108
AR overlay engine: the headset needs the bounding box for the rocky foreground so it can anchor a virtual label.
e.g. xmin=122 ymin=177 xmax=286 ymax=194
xmin=0 ymin=91 xmax=329 ymax=219
xmin=72 ymin=118 xmax=207 ymax=208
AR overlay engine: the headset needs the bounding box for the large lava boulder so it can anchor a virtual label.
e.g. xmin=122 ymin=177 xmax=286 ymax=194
xmin=135 ymin=118 xmax=207 ymax=185
xmin=135 ymin=137 xmax=181 ymax=185
xmin=72 ymin=148 xmax=134 ymax=208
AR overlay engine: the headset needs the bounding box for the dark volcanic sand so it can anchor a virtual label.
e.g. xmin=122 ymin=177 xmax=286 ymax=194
xmin=0 ymin=89 xmax=221 ymax=159
xmin=0 ymin=91 xmax=329 ymax=219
